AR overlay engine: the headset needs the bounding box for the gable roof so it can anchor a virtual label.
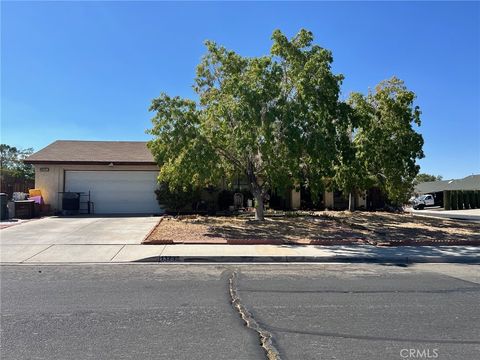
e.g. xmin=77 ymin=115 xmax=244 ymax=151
xmin=415 ymin=174 xmax=480 ymax=193
xmin=25 ymin=140 xmax=156 ymax=165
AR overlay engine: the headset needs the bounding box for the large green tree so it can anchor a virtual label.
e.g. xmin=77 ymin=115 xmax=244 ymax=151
xmin=0 ymin=144 xmax=34 ymax=180
xmin=148 ymin=29 xmax=345 ymax=220
xmin=342 ymin=77 xmax=425 ymax=206
xmin=331 ymin=102 xmax=371 ymax=211
xmin=414 ymin=173 xmax=443 ymax=185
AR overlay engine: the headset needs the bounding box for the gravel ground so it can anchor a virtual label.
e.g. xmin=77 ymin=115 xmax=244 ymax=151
xmin=144 ymin=211 xmax=480 ymax=246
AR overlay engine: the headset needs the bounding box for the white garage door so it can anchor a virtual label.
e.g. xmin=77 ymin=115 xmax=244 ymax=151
xmin=64 ymin=171 xmax=161 ymax=214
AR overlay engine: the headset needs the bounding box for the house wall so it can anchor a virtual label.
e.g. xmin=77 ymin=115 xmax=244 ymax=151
xmin=323 ymin=190 xmax=367 ymax=210
xmin=34 ymin=163 xmax=370 ymax=213
xmin=33 ymin=163 xmax=159 ymax=211
xmin=324 ymin=191 xmax=334 ymax=209
xmin=291 ymin=188 xmax=301 ymax=209
xmin=356 ymin=191 xmax=367 ymax=208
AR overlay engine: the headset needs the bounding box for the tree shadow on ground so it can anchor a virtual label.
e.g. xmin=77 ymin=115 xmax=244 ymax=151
xmin=195 ymin=213 xmax=480 ymax=245
xmin=335 ymin=212 xmax=480 ymax=245
xmin=145 ymin=212 xmax=480 ymax=246
xmin=201 ymin=217 xmax=366 ymax=245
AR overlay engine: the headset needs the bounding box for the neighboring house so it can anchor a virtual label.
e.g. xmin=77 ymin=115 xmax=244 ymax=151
xmin=25 ymin=140 xmax=370 ymax=215
xmin=414 ymin=174 xmax=480 ymax=207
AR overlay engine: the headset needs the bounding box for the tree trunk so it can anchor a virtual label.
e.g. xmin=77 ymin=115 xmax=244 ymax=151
xmin=254 ymin=193 xmax=265 ymax=221
xmin=348 ymin=192 xmax=355 ymax=212
xmin=245 ymin=159 xmax=265 ymax=221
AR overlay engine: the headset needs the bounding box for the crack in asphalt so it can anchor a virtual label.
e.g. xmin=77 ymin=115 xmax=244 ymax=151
xmin=238 ymin=287 xmax=480 ymax=295
xmin=229 ymin=271 xmax=282 ymax=360
xmin=265 ymin=325 xmax=480 ymax=345
xmin=230 ymin=274 xmax=480 ymax=349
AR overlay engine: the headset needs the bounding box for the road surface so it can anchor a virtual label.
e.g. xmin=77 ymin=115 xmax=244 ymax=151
xmin=1 ymin=264 xmax=479 ymax=359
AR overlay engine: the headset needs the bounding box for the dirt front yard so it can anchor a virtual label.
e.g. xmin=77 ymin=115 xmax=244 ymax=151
xmin=144 ymin=211 xmax=480 ymax=246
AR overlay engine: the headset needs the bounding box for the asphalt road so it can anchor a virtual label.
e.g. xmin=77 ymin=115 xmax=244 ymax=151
xmin=1 ymin=264 xmax=479 ymax=360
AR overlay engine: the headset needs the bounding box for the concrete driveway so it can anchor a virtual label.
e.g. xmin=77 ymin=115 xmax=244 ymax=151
xmin=0 ymin=216 xmax=161 ymax=263
xmin=0 ymin=216 xmax=159 ymax=245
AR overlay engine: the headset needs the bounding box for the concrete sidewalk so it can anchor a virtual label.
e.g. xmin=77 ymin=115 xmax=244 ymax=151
xmin=1 ymin=244 xmax=478 ymax=264
xmin=408 ymin=208 xmax=480 ymax=222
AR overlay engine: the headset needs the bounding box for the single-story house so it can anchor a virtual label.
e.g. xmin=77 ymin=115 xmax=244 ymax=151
xmin=24 ymin=140 xmax=162 ymax=214
xmin=25 ymin=140 xmax=368 ymax=214
xmin=415 ymin=174 xmax=480 ymax=194
xmin=414 ymin=174 xmax=480 ymax=207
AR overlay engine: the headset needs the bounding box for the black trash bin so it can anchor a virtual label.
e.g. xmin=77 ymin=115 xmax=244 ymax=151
xmin=62 ymin=192 xmax=80 ymax=212
xmin=0 ymin=193 xmax=8 ymax=220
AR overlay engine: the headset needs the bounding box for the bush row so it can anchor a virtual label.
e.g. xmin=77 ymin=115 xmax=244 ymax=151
xmin=444 ymin=190 xmax=480 ymax=210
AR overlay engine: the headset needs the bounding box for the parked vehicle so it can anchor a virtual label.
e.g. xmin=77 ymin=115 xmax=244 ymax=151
xmin=412 ymin=194 xmax=435 ymax=210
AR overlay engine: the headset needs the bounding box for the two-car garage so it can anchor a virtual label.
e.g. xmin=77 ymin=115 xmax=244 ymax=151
xmin=25 ymin=140 xmax=163 ymax=215
xmin=64 ymin=171 xmax=160 ymax=214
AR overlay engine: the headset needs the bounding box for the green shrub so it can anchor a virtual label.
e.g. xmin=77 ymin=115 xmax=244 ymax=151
xmin=468 ymin=190 xmax=475 ymax=209
xmin=451 ymin=191 xmax=458 ymax=210
xmin=463 ymin=191 xmax=471 ymax=209
xmin=475 ymin=190 xmax=480 ymax=208
xmin=464 ymin=191 xmax=470 ymax=209
xmin=155 ymin=182 xmax=201 ymax=214
xmin=463 ymin=191 xmax=468 ymax=209
xmin=457 ymin=191 xmax=464 ymax=209
xmin=217 ymin=190 xmax=235 ymax=210
xmin=443 ymin=191 xmax=451 ymax=210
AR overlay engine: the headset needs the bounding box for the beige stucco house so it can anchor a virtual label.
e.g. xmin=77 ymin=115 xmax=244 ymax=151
xmin=25 ymin=140 xmax=366 ymax=214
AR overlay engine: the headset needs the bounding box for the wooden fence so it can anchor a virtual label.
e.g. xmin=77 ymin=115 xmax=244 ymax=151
xmin=0 ymin=174 xmax=35 ymax=199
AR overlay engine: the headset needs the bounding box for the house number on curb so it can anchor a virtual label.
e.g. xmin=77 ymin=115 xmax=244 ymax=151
xmin=159 ymin=256 xmax=180 ymax=262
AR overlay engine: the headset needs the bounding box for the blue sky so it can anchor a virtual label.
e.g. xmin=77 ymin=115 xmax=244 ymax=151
xmin=1 ymin=1 xmax=479 ymax=179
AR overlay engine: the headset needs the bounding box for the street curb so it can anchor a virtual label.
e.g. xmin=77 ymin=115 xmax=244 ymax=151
xmin=141 ymin=217 xmax=163 ymax=243
xmin=2 ymin=256 xmax=479 ymax=265
xmin=149 ymin=255 xmax=480 ymax=264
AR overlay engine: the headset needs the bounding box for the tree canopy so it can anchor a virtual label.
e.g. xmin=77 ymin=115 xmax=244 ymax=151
xmin=414 ymin=173 xmax=443 ymax=185
xmin=0 ymin=144 xmax=34 ymax=180
xmin=337 ymin=77 xmax=425 ymax=206
xmin=148 ymin=29 xmax=346 ymax=219
xmin=148 ymin=29 xmax=424 ymax=218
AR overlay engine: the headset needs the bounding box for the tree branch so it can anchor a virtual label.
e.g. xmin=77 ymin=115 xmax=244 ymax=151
xmin=212 ymin=144 xmax=244 ymax=171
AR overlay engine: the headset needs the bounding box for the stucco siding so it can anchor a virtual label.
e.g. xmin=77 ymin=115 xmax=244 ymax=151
xmin=324 ymin=191 xmax=334 ymax=209
xmin=291 ymin=188 xmax=301 ymax=209
xmin=356 ymin=191 xmax=367 ymax=208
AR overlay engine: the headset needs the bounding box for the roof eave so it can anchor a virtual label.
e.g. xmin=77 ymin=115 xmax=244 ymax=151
xmin=24 ymin=160 xmax=157 ymax=166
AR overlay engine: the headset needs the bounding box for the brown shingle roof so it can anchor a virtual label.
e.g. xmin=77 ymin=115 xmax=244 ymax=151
xmin=25 ymin=140 xmax=156 ymax=165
